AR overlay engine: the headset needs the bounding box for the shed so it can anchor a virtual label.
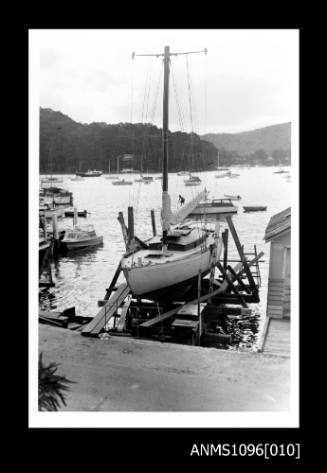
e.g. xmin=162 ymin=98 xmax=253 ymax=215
xmin=264 ymin=207 xmax=291 ymax=318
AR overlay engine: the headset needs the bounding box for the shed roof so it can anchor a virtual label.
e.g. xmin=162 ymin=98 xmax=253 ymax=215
xmin=264 ymin=207 xmax=291 ymax=242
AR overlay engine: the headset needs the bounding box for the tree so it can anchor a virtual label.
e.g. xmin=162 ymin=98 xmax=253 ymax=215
xmin=38 ymin=352 xmax=74 ymax=411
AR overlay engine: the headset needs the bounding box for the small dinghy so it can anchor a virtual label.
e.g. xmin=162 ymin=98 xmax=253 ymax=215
xmin=243 ymin=206 xmax=267 ymax=212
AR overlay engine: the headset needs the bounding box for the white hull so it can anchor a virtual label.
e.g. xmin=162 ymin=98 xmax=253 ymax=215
xmin=123 ymin=236 xmax=222 ymax=298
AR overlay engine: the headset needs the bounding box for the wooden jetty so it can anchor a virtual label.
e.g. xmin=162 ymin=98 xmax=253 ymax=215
xmin=39 ymin=307 xmax=93 ymax=331
xmin=258 ymin=316 xmax=290 ymax=357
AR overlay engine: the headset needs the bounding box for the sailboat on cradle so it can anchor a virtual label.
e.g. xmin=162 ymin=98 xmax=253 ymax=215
xmin=120 ymin=46 xmax=223 ymax=301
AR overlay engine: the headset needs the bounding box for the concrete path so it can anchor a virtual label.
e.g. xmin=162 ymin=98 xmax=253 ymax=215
xmin=39 ymin=325 xmax=290 ymax=412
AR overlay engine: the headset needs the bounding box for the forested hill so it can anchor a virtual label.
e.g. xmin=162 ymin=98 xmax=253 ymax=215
xmin=39 ymin=108 xmax=218 ymax=173
xmin=202 ymin=122 xmax=291 ymax=157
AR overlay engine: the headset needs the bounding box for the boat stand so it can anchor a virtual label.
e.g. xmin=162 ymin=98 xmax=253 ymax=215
xmin=81 ymin=207 xmax=264 ymax=348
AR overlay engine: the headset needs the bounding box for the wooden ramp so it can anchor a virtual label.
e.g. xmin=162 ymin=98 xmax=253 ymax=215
xmin=81 ymin=283 xmax=130 ymax=337
xmin=261 ymin=317 xmax=290 ymax=357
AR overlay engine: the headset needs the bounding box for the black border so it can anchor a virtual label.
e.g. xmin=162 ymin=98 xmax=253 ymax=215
xmin=23 ymin=24 xmax=305 ymax=464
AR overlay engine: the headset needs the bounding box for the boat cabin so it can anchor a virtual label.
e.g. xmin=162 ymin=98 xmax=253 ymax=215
xmin=264 ymin=207 xmax=291 ymax=319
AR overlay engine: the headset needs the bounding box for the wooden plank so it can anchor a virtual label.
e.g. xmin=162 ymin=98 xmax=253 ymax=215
xmin=227 ymin=265 xmax=252 ymax=294
xmin=172 ymin=319 xmax=199 ymax=329
xmin=81 ymin=283 xmax=130 ymax=336
xmin=117 ymin=296 xmax=132 ymax=332
xmin=104 ymin=262 xmax=122 ymax=301
xmin=140 ymin=305 xmax=182 ymax=328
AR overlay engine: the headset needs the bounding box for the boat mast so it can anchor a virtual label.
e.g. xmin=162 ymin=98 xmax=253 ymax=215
xmin=162 ymin=45 xmax=170 ymax=245
xmin=132 ymin=46 xmax=207 ymax=246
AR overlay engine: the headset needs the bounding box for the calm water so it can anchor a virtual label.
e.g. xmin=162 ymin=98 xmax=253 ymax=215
xmin=39 ymin=166 xmax=291 ymax=348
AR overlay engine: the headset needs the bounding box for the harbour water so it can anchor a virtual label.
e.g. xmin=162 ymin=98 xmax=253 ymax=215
xmin=39 ymin=166 xmax=291 ymax=349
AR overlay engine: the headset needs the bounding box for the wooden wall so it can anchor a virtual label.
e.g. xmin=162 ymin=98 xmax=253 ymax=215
xmin=267 ymin=231 xmax=290 ymax=319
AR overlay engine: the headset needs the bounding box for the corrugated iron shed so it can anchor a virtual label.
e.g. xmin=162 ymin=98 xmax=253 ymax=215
xmin=264 ymin=207 xmax=291 ymax=242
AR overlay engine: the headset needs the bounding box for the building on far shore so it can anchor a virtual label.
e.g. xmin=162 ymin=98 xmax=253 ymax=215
xmin=264 ymin=207 xmax=291 ymax=319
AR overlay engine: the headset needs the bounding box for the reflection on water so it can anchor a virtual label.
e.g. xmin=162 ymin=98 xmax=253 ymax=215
xmin=39 ymin=166 xmax=291 ymax=349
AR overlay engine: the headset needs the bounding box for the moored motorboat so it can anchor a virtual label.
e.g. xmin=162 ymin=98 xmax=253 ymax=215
xmin=243 ymin=206 xmax=267 ymax=212
xmin=190 ymin=198 xmax=238 ymax=216
xmin=40 ymin=186 xmax=73 ymax=206
xmin=76 ymin=169 xmax=102 ymax=177
xmin=61 ymin=224 xmax=103 ymax=250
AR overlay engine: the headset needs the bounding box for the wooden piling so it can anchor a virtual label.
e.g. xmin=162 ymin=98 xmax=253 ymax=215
xmin=73 ymin=207 xmax=78 ymax=227
xmin=52 ymin=213 xmax=60 ymax=253
xmin=151 ymin=209 xmax=157 ymax=236
xmin=222 ymin=229 xmax=229 ymax=270
xmin=127 ymin=206 xmax=134 ymax=245
xmin=104 ymin=262 xmax=122 ymax=301
xmin=117 ymin=212 xmax=129 ymax=248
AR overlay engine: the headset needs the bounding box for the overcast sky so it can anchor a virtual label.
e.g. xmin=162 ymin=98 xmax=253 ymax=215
xmin=33 ymin=29 xmax=298 ymax=134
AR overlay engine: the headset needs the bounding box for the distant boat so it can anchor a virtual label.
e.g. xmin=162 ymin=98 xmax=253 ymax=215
xmin=105 ymin=160 xmax=119 ymax=179
xmin=190 ymin=198 xmax=238 ymax=216
xmin=229 ymin=173 xmax=240 ymax=178
xmin=70 ymin=176 xmax=84 ymax=181
xmin=224 ymin=194 xmax=242 ymax=200
xmin=41 ymin=176 xmax=63 ymax=184
xmin=243 ymin=206 xmax=267 ymax=212
xmin=177 ymin=171 xmax=190 ymax=176
xmin=62 ymin=224 xmax=103 ymax=250
xmin=40 ymin=186 xmax=73 ymax=206
xmin=184 ymin=175 xmax=201 ymax=186
xmin=135 ymin=174 xmax=154 ymax=183
xmin=215 ymin=152 xmax=230 ymax=178
xmin=76 ymin=170 xmax=102 ymax=177
xmin=39 ymin=203 xmax=65 ymax=219
xmin=112 ymin=178 xmax=133 ymax=186
xmin=273 ymin=168 xmax=288 ymax=174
